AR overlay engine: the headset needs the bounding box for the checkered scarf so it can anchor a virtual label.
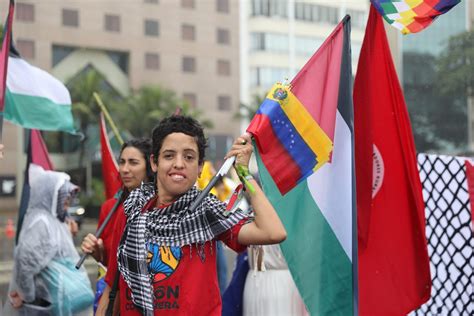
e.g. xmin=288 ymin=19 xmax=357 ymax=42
xmin=117 ymin=182 xmax=247 ymax=314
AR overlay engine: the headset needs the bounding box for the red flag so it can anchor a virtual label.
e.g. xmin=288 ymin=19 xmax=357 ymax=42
xmin=99 ymin=113 xmax=121 ymax=199
xmin=0 ymin=0 xmax=14 ymax=111
xmin=16 ymin=129 xmax=54 ymax=241
xmin=354 ymin=6 xmax=431 ymax=315
xmin=464 ymin=161 xmax=474 ymax=230
xmin=30 ymin=129 xmax=54 ymax=170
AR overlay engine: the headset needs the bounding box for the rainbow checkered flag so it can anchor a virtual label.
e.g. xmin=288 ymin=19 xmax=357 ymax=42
xmin=371 ymin=0 xmax=460 ymax=34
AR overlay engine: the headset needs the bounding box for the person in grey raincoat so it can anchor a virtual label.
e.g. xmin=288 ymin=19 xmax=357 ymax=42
xmin=7 ymin=164 xmax=94 ymax=316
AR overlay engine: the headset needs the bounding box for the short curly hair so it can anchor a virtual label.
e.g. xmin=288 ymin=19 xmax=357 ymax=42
xmin=151 ymin=115 xmax=207 ymax=165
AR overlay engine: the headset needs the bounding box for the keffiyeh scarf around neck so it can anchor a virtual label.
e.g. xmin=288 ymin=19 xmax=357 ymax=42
xmin=117 ymin=182 xmax=247 ymax=315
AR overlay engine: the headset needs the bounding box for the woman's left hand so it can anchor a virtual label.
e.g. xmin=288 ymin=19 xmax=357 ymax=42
xmin=225 ymin=133 xmax=253 ymax=168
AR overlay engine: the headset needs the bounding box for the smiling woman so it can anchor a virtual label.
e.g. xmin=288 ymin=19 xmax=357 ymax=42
xmin=106 ymin=115 xmax=286 ymax=316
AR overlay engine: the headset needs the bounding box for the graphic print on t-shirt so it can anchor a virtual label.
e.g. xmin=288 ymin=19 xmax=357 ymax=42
xmin=147 ymin=243 xmax=183 ymax=283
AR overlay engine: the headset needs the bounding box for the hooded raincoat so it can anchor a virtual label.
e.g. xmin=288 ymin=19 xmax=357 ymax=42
xmin=10 ymin=164 xmax=93 ymax=315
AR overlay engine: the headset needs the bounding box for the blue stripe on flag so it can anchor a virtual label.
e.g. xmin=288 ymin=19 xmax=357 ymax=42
xmin=257 ymin=98 xmax=318 ymax=179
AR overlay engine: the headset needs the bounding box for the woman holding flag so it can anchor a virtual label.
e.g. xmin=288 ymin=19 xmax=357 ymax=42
xmin=107 ymin=115 xmax=286 ymax=315
xmin=81 ymin=138 xmax=153 ymax=312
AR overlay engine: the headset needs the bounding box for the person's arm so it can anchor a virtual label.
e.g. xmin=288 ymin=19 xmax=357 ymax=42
xmin=95 ymin=285 xmax=111 ymax=316
xmin=224 ymin=133 xmax=287 ymax=246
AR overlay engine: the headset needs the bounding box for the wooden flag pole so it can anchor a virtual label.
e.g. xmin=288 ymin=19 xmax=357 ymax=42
xmin=93 ymin=92 xmax=124 ymax=146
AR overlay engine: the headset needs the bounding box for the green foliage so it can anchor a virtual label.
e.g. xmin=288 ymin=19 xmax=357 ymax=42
xmin=113 ymin=85 xmax=212 ymax=138
xmin=436 ymin=30 xmax=474 ymax=97
xmin=79 ymin=177 xmax=105 ymax=208
xmin=235 ymin=93 xmax=266 ymax=121
xmin=403 ymin=31 xmax=470 ymax=153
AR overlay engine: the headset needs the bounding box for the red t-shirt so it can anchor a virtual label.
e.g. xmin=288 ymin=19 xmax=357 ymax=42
xmin=119 ymin=220 xmax=247 ymax=316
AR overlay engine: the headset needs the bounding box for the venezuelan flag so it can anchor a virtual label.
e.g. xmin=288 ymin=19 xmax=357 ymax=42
xmin=248 ymin=83 xmax=333 ymax=195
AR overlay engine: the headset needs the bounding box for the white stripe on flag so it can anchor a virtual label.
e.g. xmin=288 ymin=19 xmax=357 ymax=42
xmin=307 ymin=111 xmax=353 ymax=260
xmin=7 ymin=57 xmax=71 ymax=105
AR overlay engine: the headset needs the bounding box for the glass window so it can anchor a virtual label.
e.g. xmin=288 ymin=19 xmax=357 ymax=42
xmin=183 ymin=93 xmax=197 ymax=108
xmin=106 ymin=50 xmax=129 ymax=74
xmin=303 ymin=3 xmax=312 ymax=21
xmin=182 ymin=56 xmax=196 ymax=72
xmin=104 ymin=14 xmax=120 ymax=32
xmin=145 ymin=53 xmax=160 ymax=70
xmin=216 ymin=0 xmax=229 ymax=13
xmin=217 ymin=95 xmax=232 ymax=111
xmin=217 ymin=28 xmax=230 ymax=45
xmin=182 ymin=24 xmax=196 ymax=41
xmin=347 ymin=9 xmax=366 ymax=29
xmin=250 ymin=32 xmax=265 ymax=51
xmin=17 ymin=39 xmax=35 ymax=59
xmin=52 ymin=45 xmax=76 ymax=66
xmin=16 ymin=3 xmax=34 ymax=22
xmin=295 ymin=36 xmax=323 ymax=56
xmin=217 ymin=59 xmax=231 ymax=76
xmin=181 ymin=0 xmax=195 ymax=8
xmin=251 ymin=66 xmax=288 ymax=89
xmin=144 ymin=19 xmax=159 ymax=37
xmin=62 ymin=9 xmax=79 ymax=27
xmin=295 ymin=2 xmax=305 ymax=20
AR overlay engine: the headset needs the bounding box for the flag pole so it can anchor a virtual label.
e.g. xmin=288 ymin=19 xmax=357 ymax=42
xmin=188 ymin=156 xmax=236 ymax=212
xmin=76 ymin=189 xmax=124 ymax=269
xmin=0 ymin=0 xmax=16 ymax=142
xmin=93 ymin=92 xmax=124 ymax=145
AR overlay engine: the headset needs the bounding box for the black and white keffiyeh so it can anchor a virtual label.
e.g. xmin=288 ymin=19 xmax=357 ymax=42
xmin=117 ymin=182 xmax=247 ymax=314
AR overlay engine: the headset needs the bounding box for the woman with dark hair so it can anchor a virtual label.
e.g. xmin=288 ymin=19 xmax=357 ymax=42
xmin=111 ymin=115 xmax=286 ymax=316
xmin=81 ymin=138 xmax=153 ymax=312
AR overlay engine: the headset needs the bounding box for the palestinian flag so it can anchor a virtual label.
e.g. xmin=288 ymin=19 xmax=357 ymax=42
xmin=4 ymin=48 xmax=75 ymax=133
xmin=249 ymin=16 xmax=356 ymax=315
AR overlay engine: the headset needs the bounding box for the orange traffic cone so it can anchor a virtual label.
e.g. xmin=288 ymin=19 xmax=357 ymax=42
xmin=5 ymin=218 xmax=15 ymax=239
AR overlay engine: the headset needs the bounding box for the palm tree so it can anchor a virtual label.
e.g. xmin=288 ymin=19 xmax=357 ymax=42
xmin=116 ymin=85 xmax=211 ymax=138
xmin=68 ymin=67 xmax=119 ymax=166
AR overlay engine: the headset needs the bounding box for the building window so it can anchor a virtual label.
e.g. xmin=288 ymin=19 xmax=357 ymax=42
xmin=217 ymin=60 xmax=231 ymax=76
xmin=251 ymin=0 xmax=287 ymax=17
xmin=183 ymin=93 xmax=197 ymax=108
xmin=62 ymin=9 xmax=79 ymax=27
xmin=216 ymin=0 xmax=229 ymax=13
xmin=144 ymin=19 xmax=159 ymax=37
xmin=217 ymin=95 xmax=232 ymax=111
xmin=182 ymin=56 xmax=196 ymax=73
xmin=144 ymin=0 xmax=159 ymax=3
xmin=104 ymin=14 xmax=121 ymax=32
xmin=250 ymin=66 xmax=289 ymax=88
xmin=16 ymin=3 xmax=34 ymax=22
xmin=182 ymin=24 xmax=196 ymax=41
xmin=181 ymin=0 xmax=195 ymax=8
xmin=250 ymin=32 xmax=289 ymax=53
xmin=145 ymin=53 xmax=160 ymax=70
xmin=217 ymin=28 xmax=230 ymax=45
xmin=52 ymin=45 xmax=76 ymax=66
xmin=17 ymin=39 xmax=35 ymax=59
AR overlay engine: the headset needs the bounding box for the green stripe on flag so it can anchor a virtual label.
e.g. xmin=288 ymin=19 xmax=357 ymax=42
xmin=4 ymin=90 xmax=76 ymax=133
xmin=256 ymin=150 xmax=353 ymax=315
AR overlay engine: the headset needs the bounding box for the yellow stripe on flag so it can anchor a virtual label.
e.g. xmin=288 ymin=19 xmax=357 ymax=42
xmin=266 ymin=83 xmax=333 ymax=169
